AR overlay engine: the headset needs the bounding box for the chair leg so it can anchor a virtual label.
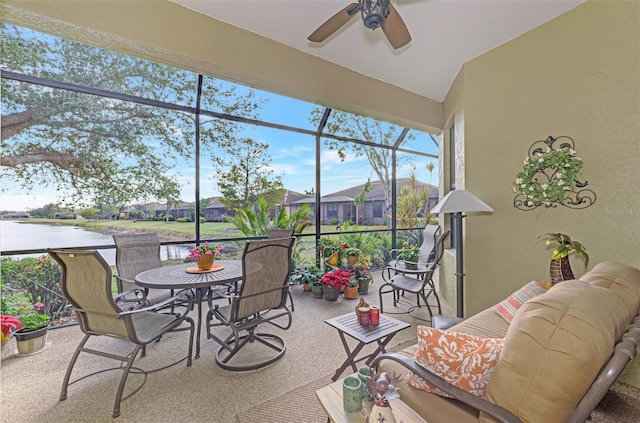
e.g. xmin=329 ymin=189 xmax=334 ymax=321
xmin=288 ymin=286 xmax=295 ymax=312
xmin=60 ymin=333 xmax=91 ymax=401
xmin=112 ymin=345 xmax=142 ymax=418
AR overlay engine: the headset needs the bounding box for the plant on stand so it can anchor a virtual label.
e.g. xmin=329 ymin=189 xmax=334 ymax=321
xmin=342 ymin=246 xmax=362 ymax=267
xmin=319 ymin=269 xmax=353 ymax=302
xmin=539 ymin=233 xmax=589 ymax=285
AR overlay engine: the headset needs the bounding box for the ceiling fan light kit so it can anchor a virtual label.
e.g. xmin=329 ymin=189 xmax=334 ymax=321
xmin=308 ymin=0 xmax=411 ymax=50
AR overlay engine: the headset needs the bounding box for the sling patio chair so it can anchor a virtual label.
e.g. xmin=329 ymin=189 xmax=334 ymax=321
xmin=378 ymin=230 xmax=450 ymax=320
xmin=48 ymin=249 xmax=195 ymax=419
xmin=205 ymin=236 xmax=295 ymax=371
xmin=268 ymin=228 xmax=297 ymax=311
xmin=113 ymin=233 xmax=174 ymax=308
xmin=383 ymin=224 xmax=440 ymax=281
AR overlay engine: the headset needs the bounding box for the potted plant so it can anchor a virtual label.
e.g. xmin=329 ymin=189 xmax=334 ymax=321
xmin=13 ymin=300 xmax=51 ymax=354
xmin=319 ymin=269 xmax=353 ymax=301
xmin=397 ymin=242 xmax=420 ymax=270
xmin=319 ymin=237 xmax=341 ymax=267
xmin=187 ymin=242 xmax=224 ymax=270
xmin=342 ymin=246 xmax=362 ymax=267
xmin=344 ymin=277 xmax=359 ymax=300
xmin=352 ymin=255 xmax=373 ymax=294
xmin=539 ymin=233 xmax=589 ymax=285
xmin=289 ymin=265 xmax=322 ymax=292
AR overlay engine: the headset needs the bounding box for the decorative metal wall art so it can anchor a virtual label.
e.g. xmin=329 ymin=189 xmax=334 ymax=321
xmin=513 ymin=135 xmax=596 ymax=211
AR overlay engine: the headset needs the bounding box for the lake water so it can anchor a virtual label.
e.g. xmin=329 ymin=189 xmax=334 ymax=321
xmin=0 ymin=220 xmax=190 ymax=265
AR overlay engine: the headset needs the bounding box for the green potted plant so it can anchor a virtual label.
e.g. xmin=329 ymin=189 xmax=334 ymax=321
xmin=352 ymin=255 xmax=373 ymax=294
xmin=539 ymin=233 xmax=589 ymax=285
xmin=289 ymin=265 xmax=323 ymax=292
xmin=319 ymin=269 xmax=353 ymax=302
xmin=187 ymin=242 xmax=224 ymax=270
xmin=319 ymin=237 xmax=341 ymax=267
xmin=13 ymin=299 xmax=51 ymax=354
xmin=397 ymin=242 xmax=420 ymax=270
xmin=342 ymin=246 xmax=362 ymax=267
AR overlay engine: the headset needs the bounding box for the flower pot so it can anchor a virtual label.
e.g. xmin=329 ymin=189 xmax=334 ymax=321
xmin=311 ymin=285 xmax=324 ymax=299
xmin=14 ymin=326 xmax=48 ymax=354
xmin=357 ymin=276 xmax=372 ymax=294
xmin=344 ymin=286 xmax=358 ymax=299
xmin=326 ymin=251 xmax=339 ymax=268
xmin=197 ymin=254 xmax=215 ymax=270
xmin=404 ymin=258 xmax=418 ymax=270
xmin=322 ymin=284 xmax=341 ymax=302
xmin=302 ymin=283 xmax=311 ymax=292
xmin=347 ymin=254 xmax=359 ymax=267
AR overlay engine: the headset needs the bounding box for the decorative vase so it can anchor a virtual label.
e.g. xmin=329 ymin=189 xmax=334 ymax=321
xmin=322 ymin=284 xmax=341 ymax=301
xmin=358 ymin=276 xmax=372 ymax=294
xmin=342 ymin=375 xmax=362 ymax=413
xmin=550 ymin=257 xmax=574 ymax=285
xmin=368 ymin=400 xmax=396 ymax=423
xmin=14 ymin=326 xmax=48 ymax=354
xmin=197 ymin=254 xmax=214 ymax=270
xmin=311 ymin=285 xmax=323 ymax=299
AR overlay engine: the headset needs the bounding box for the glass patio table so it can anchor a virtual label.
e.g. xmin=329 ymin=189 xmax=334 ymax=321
xmin=135 ymin=260 xmax=243 ymax=359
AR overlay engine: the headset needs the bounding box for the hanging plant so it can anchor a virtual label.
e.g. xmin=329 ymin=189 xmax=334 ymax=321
xmin=514 ymin=147 xmax=583 ymax=207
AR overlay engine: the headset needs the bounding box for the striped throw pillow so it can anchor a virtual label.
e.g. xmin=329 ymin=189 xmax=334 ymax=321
xmin=491 ymin=280 xmax=549 ymax=323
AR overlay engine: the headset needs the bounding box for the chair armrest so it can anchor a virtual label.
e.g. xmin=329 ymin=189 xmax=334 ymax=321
xmin=369 ymin=353 xmax=523 ymax=423
xmin=119 ymin=289 xmax=194 ymax=317
xmin=114 ymin=289 xmax=146 ymax=302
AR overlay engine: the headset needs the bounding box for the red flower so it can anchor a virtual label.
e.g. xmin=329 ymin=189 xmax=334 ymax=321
xmin=319 ymin=269 xmax=353 ymax=288
xmin=1 ymin=315 xmax=22 ymax=337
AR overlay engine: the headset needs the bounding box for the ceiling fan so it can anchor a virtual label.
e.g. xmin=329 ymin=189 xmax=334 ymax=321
xmin=308 ymin=0 xmax=411 ymax=50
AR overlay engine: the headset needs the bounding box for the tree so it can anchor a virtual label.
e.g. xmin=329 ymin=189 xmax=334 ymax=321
xmin=79 ymin=207 xmax=100 ymax=219
xmin=1 ymin=24 xmax=262 ymax=208
xmin=309 ymin=108 xmax=438 ymax=222
xmin=217 ymin=138 xmax=284 ymax=210
xmin=226 ymin=197 xmax=313 ymax=237
xmin=396 ymin=167 xmax=431 ymax=228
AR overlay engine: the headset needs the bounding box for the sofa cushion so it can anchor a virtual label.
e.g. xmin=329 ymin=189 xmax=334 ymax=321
xmin=490 ymin=280 xmax=549 ymax=323
xmin=481 ymin=280 xmax=629 ymax=423
xmin=406 ymin=326 xmax=503 ymax=398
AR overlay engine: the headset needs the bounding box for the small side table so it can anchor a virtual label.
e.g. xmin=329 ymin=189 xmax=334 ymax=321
xmin=325 ymin=312 xmax=411 ymax=381
xmin=316 ymin=375 xmax=427 ymax=423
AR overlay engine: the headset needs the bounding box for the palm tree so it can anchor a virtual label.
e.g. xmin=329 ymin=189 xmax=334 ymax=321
xmin=539 ymin=233 xmax=589 ymax=285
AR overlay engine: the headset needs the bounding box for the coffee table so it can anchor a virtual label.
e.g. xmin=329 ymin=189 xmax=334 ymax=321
xmin=325 ymin=312 xmax=410 ymax=381
xmin=316 ymin=375 xmax=427 ymax=423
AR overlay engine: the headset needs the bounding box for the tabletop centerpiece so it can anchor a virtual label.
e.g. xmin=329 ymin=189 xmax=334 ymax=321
xmin=188 ymin=243 xmax=224 ymax=270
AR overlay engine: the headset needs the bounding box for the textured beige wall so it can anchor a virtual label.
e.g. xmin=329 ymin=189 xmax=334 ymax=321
xmin=441 ymin=0 xmax=640 ymax=316
xmin=1 ymin=0 xmax=442 ymax=133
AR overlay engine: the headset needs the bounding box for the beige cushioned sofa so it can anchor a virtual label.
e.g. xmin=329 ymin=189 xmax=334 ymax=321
xmin=372 ymin=261 xmax=640 ymax=423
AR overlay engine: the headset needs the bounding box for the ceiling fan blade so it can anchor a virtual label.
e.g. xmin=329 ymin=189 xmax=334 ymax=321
xmin=308 ymin=3 xmax=360 ymax=43
xmin=382 ymin=3 xmax=412 ymax=49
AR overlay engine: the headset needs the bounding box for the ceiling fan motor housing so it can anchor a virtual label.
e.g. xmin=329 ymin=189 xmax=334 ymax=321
xmin=359 ymin=0 xmax=390 ymax=30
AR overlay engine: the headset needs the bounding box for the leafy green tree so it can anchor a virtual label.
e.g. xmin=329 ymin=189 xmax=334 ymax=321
xmin=79 ymin=207 xmax=100 ymax=219
xmin=1 ymin=24 xmax=261 ymax=208
xmin=396 ymin=166 xmax=430 ymax=228
xmin=27 ymin=202 xmax=62 ymax=218
xmin=217 ymin=138 xmax=284 ymax=210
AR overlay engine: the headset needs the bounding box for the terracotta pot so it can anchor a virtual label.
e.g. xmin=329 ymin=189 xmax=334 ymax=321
xmin=347 ymin=255 xmax=359 ymax=267
xmin=344 ymin=286 xmax=358 ymax=299
xmin=197 ymin=254 xmax=214 ymax=270
xmin=302 ymin=283 xmax=311 ymax=291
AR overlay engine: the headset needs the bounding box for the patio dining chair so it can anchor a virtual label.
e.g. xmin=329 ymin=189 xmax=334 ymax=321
xmin=48 ymin=249 xmax=195 ymax=418
xmin=268 ymin=229 xmax=297 ymax=311
xmin=378 ymin=230 xmax=450 ymax=320
xmin=206 ymin=236 xmax=295 ymax=371
xmin=113 ymin=233 xmax=173 ymax=308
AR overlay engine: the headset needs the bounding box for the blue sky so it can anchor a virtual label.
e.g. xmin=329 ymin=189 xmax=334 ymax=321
xmin=0 ymin=25 xmax=439 ymax=212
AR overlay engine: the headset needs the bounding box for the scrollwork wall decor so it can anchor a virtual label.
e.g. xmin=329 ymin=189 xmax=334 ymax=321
xmin=513 ymin=135 xmax=596 ymax=211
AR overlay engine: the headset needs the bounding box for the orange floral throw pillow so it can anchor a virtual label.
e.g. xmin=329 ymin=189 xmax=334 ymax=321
xmin=406 ymin=326 xmax=503 ymax=398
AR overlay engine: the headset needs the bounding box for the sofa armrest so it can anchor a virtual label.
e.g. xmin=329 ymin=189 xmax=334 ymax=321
xmin=370 ymin=352 xmax=523 ymax=423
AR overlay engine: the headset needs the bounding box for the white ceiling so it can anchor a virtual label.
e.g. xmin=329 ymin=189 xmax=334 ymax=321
xmin=170 ymin=0 xmax=585 ymax=103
